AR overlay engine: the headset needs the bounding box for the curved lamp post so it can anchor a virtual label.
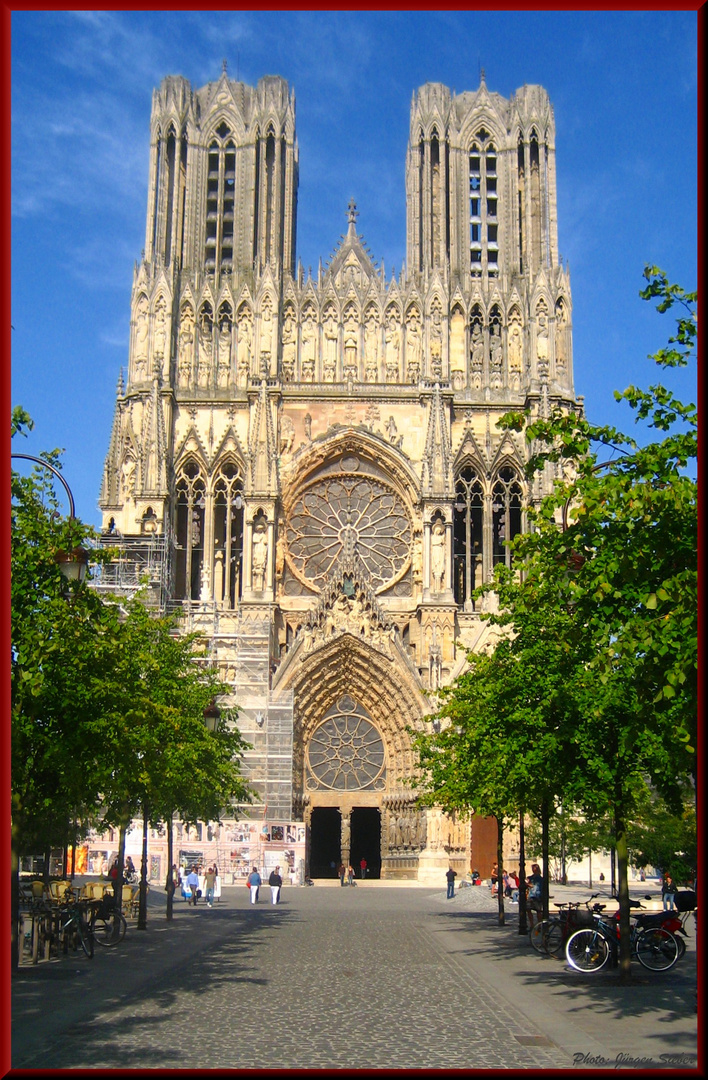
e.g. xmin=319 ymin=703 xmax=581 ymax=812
xmin=11 ymin=453 xmax=90 ymax=583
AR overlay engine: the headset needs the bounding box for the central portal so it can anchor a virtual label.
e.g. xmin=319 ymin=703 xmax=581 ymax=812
xmin=350 ymin=806 xmax=381 ymax=879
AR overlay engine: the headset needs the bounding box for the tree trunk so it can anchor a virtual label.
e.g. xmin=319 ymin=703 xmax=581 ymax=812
xmin=11 ymin=830 xmax=20 ymax=971
xmin=541 ymin=797 xmax=551 ymax=921
xmin=518 ymin=810 xmax=528 ymax=935
xmin=165 ymin=812 xmax=175 ymax=920
xmin=137 ymin=803 xmax=149 ymax=930
xmin=113 ymin=817 xmax=128 ymax=910
xmin=615 ymin=806 xmax=632 ymax=981
xmin=496 ymin=816 xmax=505 ymax=927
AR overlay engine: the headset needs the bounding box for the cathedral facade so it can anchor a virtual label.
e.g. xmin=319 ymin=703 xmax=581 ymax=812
xmin=98 ymin=70 xmax=579 ymax=882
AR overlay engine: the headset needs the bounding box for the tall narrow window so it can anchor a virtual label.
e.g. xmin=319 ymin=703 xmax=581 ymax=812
xmin=453 ymin=467 xmax=483 ymax=606
xmin=213 ymin=463 xmax=244 ymax=608
xmin=469 ymin=135 xmax=499 ymax=277
xmin=203 ymin=127 xmax=236 ymax=274
xmin=492 ymin=467 xmax=523 ymax=570
xmin=175 ymin=461 xmax=205 ymax=600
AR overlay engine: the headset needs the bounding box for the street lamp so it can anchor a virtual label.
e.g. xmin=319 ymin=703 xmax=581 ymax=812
xmin=203 ymin=698 xmax=221 ymax=732
xmin=11 ymin=453 xmax=90 ymax=583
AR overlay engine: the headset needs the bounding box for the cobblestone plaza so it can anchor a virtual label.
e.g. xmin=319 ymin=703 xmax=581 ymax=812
xmin=12 ymin=883 xmax=698 ymax=1070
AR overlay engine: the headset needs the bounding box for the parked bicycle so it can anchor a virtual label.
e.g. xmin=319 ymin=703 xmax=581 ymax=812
xmin=88 ymin=895 xmax=127 ymax=947
xmin=33 ymin=898 xmax=94 ymax=959
xmin=529 ymin=894 xmax=601 ymax=958
xmin=565 ymin=902 xmax=680 ymax=973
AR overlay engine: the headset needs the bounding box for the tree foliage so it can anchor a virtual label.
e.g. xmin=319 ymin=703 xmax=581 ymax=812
xmin=410 ymin=269 xmax=697 ymax=977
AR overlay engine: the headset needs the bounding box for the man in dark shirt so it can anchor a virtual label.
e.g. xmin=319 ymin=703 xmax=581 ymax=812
xmin=446 ymin=866 xmax=457 ymax=899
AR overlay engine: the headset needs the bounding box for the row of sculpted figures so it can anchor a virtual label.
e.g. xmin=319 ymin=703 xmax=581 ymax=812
xmin=129 ymin=291 xmax=571 ymax=393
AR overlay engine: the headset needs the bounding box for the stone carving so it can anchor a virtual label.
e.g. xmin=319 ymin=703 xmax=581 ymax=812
xmin=237 ymin=308 xmax=252 ymax=387
xmin=449 ymin=308 xmax=465 ymax=389
xmin=217 ymin=312 xmax=232 ymax=387
xmin=536 ymin=307 xmax=549 ymax=374
xmin=298 ymin=585 xmax=394 ymax=658
xmin=197 ymin=309 xmax=213 ymax=387
xmin=133 ymin=295 xmax=149 ymax=379
xmin=301 ymin=311 xmax=316 ymax=382
xmin=364 ymin=310 xmax=379 ymax=383
xmin=304 ymin=413 xmax=312 ymax=441
xmin=343 ymin=309 xmax=358 ymax=380
xmin=431 ymin=519 xmax=446 ymax=592
xmin=429 ymin=302 xmax=443 ymax=379
xmin=153 ymin=296 xmax=168 ymax=374
xmin=121 ymin=455 xmax=136 ymax=499
xmin=323 ymin=310 xmax=338 ymax=382
xmin=489 ymin=322 xmax=503 ymax=389
xmin=280 ymin=415 xmax=295 ymax=457
xmin=470 ymin=319 xmax=484 ymax=390
xmin=260 ymin=301 xmax=273 ymax=375
xmin=386 ymin=416 xmax=403 ymax=449
xmin=406 ymin=309 xmax=422 ymax=383
xmin=508 ymin=315 xmax=523 ymax=389
xmin=281 ymin=308 xmax=296 ymax=382
xmin=251 ymin=518 xmax=268 ymax=592
xmin=555 ymin=300 xmax=567 ymax=373
xmin=178 ymin=305 xmax=194 ymax=386
xmin=384 ymin=311 xmax=400 ymax=383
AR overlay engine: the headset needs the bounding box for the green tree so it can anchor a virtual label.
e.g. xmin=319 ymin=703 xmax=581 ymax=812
xmin=494 ymin=268 xmax=697 ymax=975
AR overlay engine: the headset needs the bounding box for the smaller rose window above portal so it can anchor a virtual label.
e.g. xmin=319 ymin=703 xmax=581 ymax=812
xmin=306 ymin=697 xmax=386 ymax=791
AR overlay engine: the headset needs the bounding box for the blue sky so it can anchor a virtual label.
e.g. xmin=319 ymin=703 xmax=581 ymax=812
xmin=10 ymin=9 xmax=698 ymax=527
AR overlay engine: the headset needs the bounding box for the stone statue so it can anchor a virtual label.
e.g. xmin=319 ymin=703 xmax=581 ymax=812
xmin=260 ymin=302 xmax=273 ymax=375
xmin=343 ymin=311 xmax=358 ymax=380
xmin=555 ymin=302 xmax=567 ymax=371
xmin=178 ymin=306 xmax=194 ymax=386
xmin=406 ymin=310 xmax=421 ymax=383
xmin=197 ymin=311 xmax=212 ymax=386
xmin=489 ymin=323 xmax=503 ymax=388
xmin=536 ymin=311 xmax=549 ymax=369
xmin=133 ymin=296 xmax=149 ymax=378
xmin=384 ymin=312 xmax=400 ymax=383
xmin=364 ymin=312 xmax=379 ymax=382
xmin=217 ymin=315 xmax=232 ymax=387
xmin=304 ymin=413 xmax=312 ymax=441
xmin=280 ymin=415 xmax=295 ymax=457
xmin=431 ymin=520 xmax=446 ymax=592
xmin=237 ymin=309 xmax=252 ymax=387
xmin=301 ymin=313 xmax=316 ymax=382
xmin=251 ymin=520 xmax=268 ymax=592
xmin=323 ymin=312 xmax=338 ymax=382
xmin=508 ymin=318 xmax=523 ymax=373
xmin=281 ymin=309 xmax=296 ymax=382
xmin=153 ymin=296 xmax=167 ymax=370
xmin=429 ymin=303 xmax=443 ymax=378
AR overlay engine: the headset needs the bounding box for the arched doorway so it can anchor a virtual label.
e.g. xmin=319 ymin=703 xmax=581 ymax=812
xmin=350 ymin=807 xmax=381 ymax=879
xmin=309 ymin=807 xmax=341 ymax=879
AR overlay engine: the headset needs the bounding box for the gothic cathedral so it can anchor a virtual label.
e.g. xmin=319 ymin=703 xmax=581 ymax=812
xmin=99 ymin=70 xmax=579 ymax=881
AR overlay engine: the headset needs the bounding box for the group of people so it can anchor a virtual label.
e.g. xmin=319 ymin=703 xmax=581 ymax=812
xmin=446 ymin=861 xmax=544 ymax=923
xmin=180 ymin=864 xmax=221 ymax=907
xmin=246 ymin=866 xmax=283 ymax=904
xmin=337 ymin=863 xmax=357 ymax=886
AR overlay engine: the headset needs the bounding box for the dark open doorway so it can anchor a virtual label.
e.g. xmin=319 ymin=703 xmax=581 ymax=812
xmin=309 ymin=807 xmax=341 ymax=879
xmin=350 ymin=807 xmax=381 ymax=879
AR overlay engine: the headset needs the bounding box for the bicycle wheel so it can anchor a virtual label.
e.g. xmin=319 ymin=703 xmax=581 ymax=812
xmin=566 ymin=928 xmax=610 ymax=972
xmin=529 ymin=919 xmax=561 ymax=955
xmin=544 ymin=920 xmax=566 ymax=958
xmin=635 ymin=927 xmax=678 ymax=971
xmin=75 ymin=919 xmax=94 ymax=959
xmin=92 ymin=912 xmax=127 ymax=947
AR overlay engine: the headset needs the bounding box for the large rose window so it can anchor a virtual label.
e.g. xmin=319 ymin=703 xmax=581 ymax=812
xmin=306 ymin=697 xmax=386 ymax=791
xmin=286 ymin=470 xmax=411 ymax=592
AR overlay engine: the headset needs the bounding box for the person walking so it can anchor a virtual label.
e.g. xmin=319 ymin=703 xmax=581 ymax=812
xmin=446 ymin=866 xmax=457 ymax=899
xmin=213 ymin=864 xmax=222 ymax=903
xmin=338 ymin=862 xmax=347 ymax=886
xmin=247 ymin=866 xmax=261 ymax=904
xmin=359 ymin=857 xmax=367 ymax=879
xmin=347 ymin=864 xmax=355 ymax=887
xmin=186 ymin=865 xmax=200 ymax=906
xmin=269 ymin=866 xmax=283 ymax=904
xmin=662 ymin=873 xmax=677 ymax=911
xmin=204 ymin=865 xmax=216 ymax=907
